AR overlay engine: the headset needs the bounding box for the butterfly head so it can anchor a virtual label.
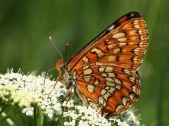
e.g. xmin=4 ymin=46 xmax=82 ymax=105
xmin=56 ymin=59 xmax=73 ymax=89
xmin=56 ymin=59 xmax=66 ymax=79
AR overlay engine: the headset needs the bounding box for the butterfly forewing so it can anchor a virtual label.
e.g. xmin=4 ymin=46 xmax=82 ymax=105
xmin=57 ymin=11 xmax=148 ymax=116
xmin=67 ymin=12 xmax=148 ymax=72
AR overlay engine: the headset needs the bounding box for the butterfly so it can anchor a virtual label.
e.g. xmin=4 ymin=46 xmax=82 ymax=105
xmin=55 ymin=11 xmax=148 ymax=116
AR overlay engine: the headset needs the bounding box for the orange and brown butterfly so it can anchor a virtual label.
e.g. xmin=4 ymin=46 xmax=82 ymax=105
xmin=55 ymin=11 xmax=148 ymax=117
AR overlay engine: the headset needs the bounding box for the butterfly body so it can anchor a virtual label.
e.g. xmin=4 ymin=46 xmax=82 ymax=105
xmin=56 ymin=11 xmax=148 ymax=116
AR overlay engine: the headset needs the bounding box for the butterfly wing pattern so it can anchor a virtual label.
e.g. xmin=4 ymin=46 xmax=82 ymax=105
xmin=56 ymin=11 xmax=148 ymax=116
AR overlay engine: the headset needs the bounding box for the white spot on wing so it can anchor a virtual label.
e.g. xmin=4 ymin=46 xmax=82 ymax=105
xmin=108 ymin=73 xmax=115 ymax=78
xmin=99 ymin=67 xmax=105 ymax=72
xmin=122 ymin=97 xmax=130 ymax=106
xmin=91 ymin=48 xmax=104 ymax=57
xmin=113 ymin=48 xmax=120 ymax=54
xmin=101 ymin=89 xmax=107 ymax=95
xmin=83 ymin=76 xmax=91 ymax=82
xmin=87 ymin=84 xmax=95 ymax=93
xmin=118 ymin=38 xmax=127 ymax=42
xmin=114 ymin=78 xmax=121 ymax=85
xmin=124 ymin=69 xmax=130 ymax=75
xmin=87 ymin=98 xmax=100 ymax=111
xmin=98 ymin=96 xmax=106 ymax=107
xmin=82 ymin=56 xmax=89 ymax=63
xmin=96 ymin=62 xmax=103 ymax=65
xmin=129 ymin=76 xmax=135 ymax=83
xmin=113 ymin=32 xmax=125 ymax=39
xmin=105 ymin=66 xmax=113 ymax=72
xmin=108 ymin=24 xmax=115 ymax=30
xmin=94 ymin=79 xmax=99 ymax=85
xmin=129 ymin=93 xmax=135 ymax=100
xmin=83 ymin=69 xmax=92 ymax=75
xmin=119 ymin=42 xmax=126 ymax=46
xmin=103 ymin=92 xmax=111 ymax=100
xmin=116 ymin=104 xmax=124 ymax=112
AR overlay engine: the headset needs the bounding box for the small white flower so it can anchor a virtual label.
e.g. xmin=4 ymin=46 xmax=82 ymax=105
xmin=62 ymin=99 xmax=74 ymax=108
xmin=64 ymin=120 xmax=76 ymax=126
xmin=117 ymin=121 xmax=129 ymax=126
xmin=22 ymin=107 xmax=34 ymax=116
xmin=78 ymin=120 xmax=88 ymax=126
xmin=64 ymin=121 xmax=69 ymax=126
xmin=63 ymin=111 xmax=69 ymax=117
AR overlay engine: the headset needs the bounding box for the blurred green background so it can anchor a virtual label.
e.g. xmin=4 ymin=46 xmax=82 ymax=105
xmin=0 ymin=0 xmax=168 ymax=126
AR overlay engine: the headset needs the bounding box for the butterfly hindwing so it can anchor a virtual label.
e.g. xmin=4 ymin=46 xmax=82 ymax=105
xmin=74 ymin=65 xmax=140 ymax=116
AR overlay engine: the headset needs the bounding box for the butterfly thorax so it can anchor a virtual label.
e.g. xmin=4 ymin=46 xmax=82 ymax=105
xmin=56 ymin=59 xmax=75 ymax=89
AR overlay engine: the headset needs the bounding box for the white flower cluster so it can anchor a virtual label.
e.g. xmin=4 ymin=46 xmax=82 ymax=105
xmin=0 ymin=69 xmax=67 ymax=118
xmin=111 ymin=108 xmax=142 ymax=126
xmin=62 ymin=99 xmax=142 ymax=126
xmin=63 ymin=100 xmax=112 ymax=126
xmin=0 ymin=69 xmax=142 ymax=126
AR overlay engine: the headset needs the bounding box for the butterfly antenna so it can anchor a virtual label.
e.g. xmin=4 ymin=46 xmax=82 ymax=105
xmin=64 ymin=42 xmax=69 ymax=61
xmin=49 ymin=36 xmax=64 ymax=62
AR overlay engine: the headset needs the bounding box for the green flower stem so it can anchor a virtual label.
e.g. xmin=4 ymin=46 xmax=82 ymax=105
xmin=19 ymin=112 xmax=28 ymax=126
xmin=0 ymin=107 xmax=21 ymax=122
xmin=34 ymin=107 xmax=44 ymax=126
xmin=0 ymin=104 xmax=7 ymax=115
xmin=54 ymin=112 xmax=63 ymax=126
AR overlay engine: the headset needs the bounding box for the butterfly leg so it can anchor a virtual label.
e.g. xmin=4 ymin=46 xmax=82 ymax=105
xmin=64 ymin=88 xmax=73 ymax=112
xmin=48 ymin=77 xmax=59 ymax=95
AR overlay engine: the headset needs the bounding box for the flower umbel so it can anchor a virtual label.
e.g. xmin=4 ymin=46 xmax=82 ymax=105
xmin=0 ymin=69 xmax=143 ymax=126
